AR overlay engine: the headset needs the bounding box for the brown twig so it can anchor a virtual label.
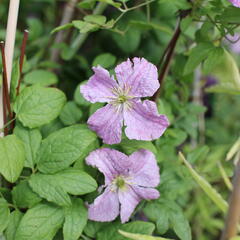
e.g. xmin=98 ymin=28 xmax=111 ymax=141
xmin=221 ymin=160 xmax=240 ymax=240
xmin=152 ymin=21 xmax=181 ymax=102
xmin=2 ymin=91 xmax=8 ymax=136
xmin=0 ymin=41 xmax=12 ymax=119
xmin=16 ymin=30 xmax=29 ymax=96
xmin=152 ymin=9 xmax=191 ymax=103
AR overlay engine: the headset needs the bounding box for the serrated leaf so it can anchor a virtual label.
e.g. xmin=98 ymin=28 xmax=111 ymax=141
xmin=29 ymin=169 xmax=97 ymax=206
xmin=14 ymin=86 xmax=66 ymax=128
xmin=12 ymin=180 xmax=42 ymax=208
xmin=5 ymin=210 xmax=23 ymax=240
xmin=24 ymin=70 xmax=58 ymax=86
xmin=0 ymin=198 xmax=10 ymax=234
xmin=15 ymin=203 xmax=64 ymax=240
xmin=0 ymin=135 xmax=25 ymax=183
xmin=14 ymin=124 xmax=42 ymax=169
xmin=118 ymin=230 xmax=173 ymax=240
xmin=179 ymin=152 xmax=228 ymax=213
xmin=59 ymin=101 xmax=83 ymax=126
xmin=37 ymin=125 xmax=97 ymax=173
xmin=29 ymin=174 xmax=71 ymax=207
xmin=63 ymin=198 xmax=88 ymax=240
xmin=184 ymin=42 xmax=214 ymax=75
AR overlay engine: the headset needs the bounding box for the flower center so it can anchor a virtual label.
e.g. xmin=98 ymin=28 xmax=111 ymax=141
xmin=118 ymin=95 xmax=128 ymax=104
xmin=115 ymin=176 xmax=126 ymax=188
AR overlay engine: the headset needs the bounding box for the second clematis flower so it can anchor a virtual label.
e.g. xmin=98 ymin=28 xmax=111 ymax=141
xmin=86 ymin=148 xmax=160 ymax=223
xmin=228 ymin=0 xmax=240 ymax=7
xmin=80 ymin=57 xmax=169 ymax=144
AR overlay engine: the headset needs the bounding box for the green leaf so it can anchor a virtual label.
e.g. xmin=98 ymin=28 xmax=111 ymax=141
xmin=84 ymin=14 xmax=106 ymax=25
xmin=78 ymin=0 xmax=96 ymax=9
xmin=184 ymin=42 xmax=214 ymax=75
xmin=169 ymin=209 xmax=191 ymax=240
xmin=74 ymin=82 xmax=91 ymax=107
xmin=24 ymin=70 xmax=58 ymax=86
xmin=0 ymin=198 xmax=10 ymax=234
xmin=0 ymin=135 xmax=25 ymax=183
xmin=5 ymin=210 xmax=23 ymax=240
xmin=14 ymin=124 xmax=42 ymax=169
xmin=220 ymin=6 xmax=240 ymax=23
xmin=206 ymin=49 xmax=240 ymax=94
xmin=63 ymin=198 xmax=88 ymax=240
xmin=98 ymin=0 xmax=121 ymax=8
xmin=112 ymin=28 xmax=141 ymax=53
xmin=59 ymin=101 xmax=83 ymax=126
xmin=14 ymin=86 xmax=66 ymax=128
xmin=118 ymin=230 xmax=173 ymax=240
xmin=92 ymin=53 xmax=116 ymax=68
xmin=29 ymin=169 xmax=97 ymax=206
xmin=12 ymin=180 xmax=42 ymax=208
xmin=15 ymin=203 xmax=64 ymax=240
xmin=119 ymin=138 xmax=157 ymax=155
xmin=51 ymin=23 xmax=73 ymax=34
xmin=37 ymin=125 xmax=97 ymax=173
xmin=72 ymin=20 xmax=99 ymax=33
xmin=10 ymin=60 xmax=20 ymax=102
xmin=41 ymin=118 xmax=64 ymax=139
xmin=202 ymin=47 xmax=224 ymax=74
xmin=97 ymin=221 xmax=155 ymax=240
xmin=129 ymin=20 xmax=172 ymax=35
xmin=179 ymin=152 xmax=228 ymax=213
xmin=29 ymin=174 xmax=71 ymax=207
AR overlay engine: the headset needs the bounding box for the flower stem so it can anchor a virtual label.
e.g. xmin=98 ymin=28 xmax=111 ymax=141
xmin=221 ymin=159 xmax=240 ymax=240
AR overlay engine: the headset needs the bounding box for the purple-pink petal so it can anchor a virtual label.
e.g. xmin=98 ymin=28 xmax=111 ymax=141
xmin=86 ymin=148 xmax=130 ymax=184
xmin=124 ymin=100 xmax=169 ymax=141
xmin=88 ymin=104 xmax=123 ymax=144
xmin=115 ymin=57 xmax=159 ymax=98
xmin=118 ymin=186 xmax=141 ymax=223
xmin=132 ymin=185 xmax=160 ymax=200
xmin=129 ymin=149 xmax=160 ymax=188
xmin=228 ymin=0 xmax=240 ymax=7
xmin=88 ymin=187 xmax=119 ymax=222
xmin=80 ymin=66 xmax=117 ymax=103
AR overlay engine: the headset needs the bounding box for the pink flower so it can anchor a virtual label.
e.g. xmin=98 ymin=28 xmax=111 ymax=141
xmin=229 ymin=0 xmax=240 ymax=7
xmin=80 ymin=57 xmax=169 ymax=144
xmin=86 ymin=148 xmax=160 ymax=223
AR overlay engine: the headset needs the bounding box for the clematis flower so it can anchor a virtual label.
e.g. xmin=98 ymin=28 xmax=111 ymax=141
xmin=86 ymin=148 xmax=160 ymax=223
xmin=80 ymin=57 xmax=169 ymax=144
xmin=228 ymin=0 xmax=240 ymax=7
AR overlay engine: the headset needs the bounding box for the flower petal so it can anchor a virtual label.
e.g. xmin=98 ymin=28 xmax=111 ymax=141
xmin=88 ymin=187 xmax=119 ymax=222
xmin=88 ymin=104 xmax=123 ymax=144
xmin=124 ymin=100 xmax=169 ymax=141
xmin=119 ymin=185 xmax=160 ymax=223
xmin=80 ymin=66 xmax=117 ymax=103
xmin=86 ymin=148 xmax=130 ymax=184
xmin=129 ymin=149 xmax=160 ymax=188
xmin=119 ymin=186 xmax=141 ymax=223
xmin=229 ymin=0 xmax=240 ymax=7
xmin=115 ymin=57 xmax=159 ymax=98
xmin=133 ymin=185 xmax=160 ymax=200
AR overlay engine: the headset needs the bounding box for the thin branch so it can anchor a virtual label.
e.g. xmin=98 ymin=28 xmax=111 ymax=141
xmin=152 ymin=21 xmax=181 ymax=102
xmin=16 ymin=30 xmax=29 ymax=96
xmin=0 ymin=42 xmax=12 ymax=119
xmin=221 ymin=160 xmax=240 ymax=240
